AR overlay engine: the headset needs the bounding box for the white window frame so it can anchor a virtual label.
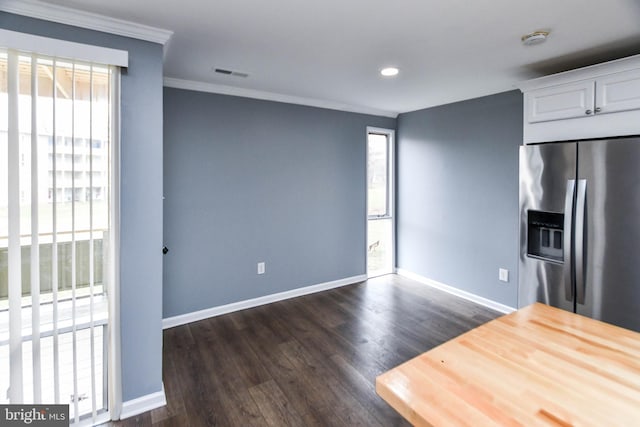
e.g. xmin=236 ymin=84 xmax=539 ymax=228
xmin=366 ymin=127 xmax=396 ymax=277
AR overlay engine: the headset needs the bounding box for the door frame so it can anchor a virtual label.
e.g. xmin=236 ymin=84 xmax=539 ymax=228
xmin=365 ymin=127 xmax=396 ymax=277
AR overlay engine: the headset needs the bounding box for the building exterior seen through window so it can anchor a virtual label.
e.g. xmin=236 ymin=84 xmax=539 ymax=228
xmin=0 ymin=51 xmax=112 ymax=422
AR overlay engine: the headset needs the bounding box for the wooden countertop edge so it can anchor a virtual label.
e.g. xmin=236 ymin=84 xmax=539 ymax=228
xmin=374 ymin=303 xmax=640 ymax=427
xmin=374 ymin=307 xmax=524 ymax=426
xmin=376 ymin=374 xmax=432 ymax=427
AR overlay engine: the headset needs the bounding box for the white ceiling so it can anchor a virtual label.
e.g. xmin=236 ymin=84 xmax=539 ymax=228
xmin=15 ymin=0 xmax=640 ymax=116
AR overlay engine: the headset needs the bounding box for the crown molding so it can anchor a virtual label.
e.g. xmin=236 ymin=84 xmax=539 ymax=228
xmin=517 ymin=53 xmax=640 ymax=92
xmin=1 ymin=0 xmax=173 ymax=45
xmin=163 ymin=77 xmax=399 ymax=118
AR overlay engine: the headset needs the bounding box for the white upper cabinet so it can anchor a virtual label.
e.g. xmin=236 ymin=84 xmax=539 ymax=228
xmin=526 ymin=80 xmax=595 ymax=123
xmin=519 ymin=54 xmax=640 ymax=143
xmin=595 ymin=68 xmax=640 ymax=115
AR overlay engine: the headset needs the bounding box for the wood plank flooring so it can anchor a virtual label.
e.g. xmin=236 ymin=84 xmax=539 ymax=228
xmin=105 ymin=274 xmax=501 ymax=426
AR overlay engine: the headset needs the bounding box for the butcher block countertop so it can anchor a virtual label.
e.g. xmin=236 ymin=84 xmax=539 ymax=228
xmin=375 ymin=303 xmax=640 ymax=427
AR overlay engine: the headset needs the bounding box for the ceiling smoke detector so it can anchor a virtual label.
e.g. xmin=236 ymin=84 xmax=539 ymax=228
xmin=521 ymin=31 xmax=550 ymax=46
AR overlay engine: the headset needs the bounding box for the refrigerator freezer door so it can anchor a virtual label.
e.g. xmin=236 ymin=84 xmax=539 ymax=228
xmin=519 ymin=143 xmax=577 ymax=311
xmin=576 ymin=138 xmax=640 ymax=332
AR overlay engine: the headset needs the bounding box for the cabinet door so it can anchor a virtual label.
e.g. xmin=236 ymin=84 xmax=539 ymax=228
xmin=595 ymin=69 xmax=640 ymax=115
xmin=526 ymin=80 xmax=595 ymax=123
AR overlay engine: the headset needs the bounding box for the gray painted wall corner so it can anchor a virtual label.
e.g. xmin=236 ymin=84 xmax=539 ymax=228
xmin=396 ymin=90 xmax=522 ymax=308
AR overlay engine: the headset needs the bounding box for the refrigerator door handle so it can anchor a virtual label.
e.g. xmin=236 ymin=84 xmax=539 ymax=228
xmin=575 ymin=179 xmax=587 ymax=304
xmin=563 ymin=179 xmax=576 ymax=301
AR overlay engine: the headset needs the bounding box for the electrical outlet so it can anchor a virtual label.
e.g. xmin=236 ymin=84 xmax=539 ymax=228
xmin=499 ymin=268 xmax=509 ymax=283
xmin=257 ymin=262 xmax=265 ymax=275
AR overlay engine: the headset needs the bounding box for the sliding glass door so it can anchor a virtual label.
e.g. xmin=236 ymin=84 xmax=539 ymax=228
xmin=367 ymin=128 xmax=394 ymax=277
xmin=0 ymin=49 xmax=116 ymax=424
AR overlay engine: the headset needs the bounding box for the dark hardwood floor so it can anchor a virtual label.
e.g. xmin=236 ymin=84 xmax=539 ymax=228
xmin=107 ymin=274 xmax=500 ymax=426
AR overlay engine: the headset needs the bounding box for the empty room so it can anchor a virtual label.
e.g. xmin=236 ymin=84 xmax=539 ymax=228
xmin=1 ymin=1 xmax=640 ymax=426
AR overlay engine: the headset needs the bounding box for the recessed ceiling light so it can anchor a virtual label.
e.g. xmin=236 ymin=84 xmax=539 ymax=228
xmin=380 ymin=67 xmax=399 ymax=77
xmin=521 ymin=31 xmax=550 ymax=46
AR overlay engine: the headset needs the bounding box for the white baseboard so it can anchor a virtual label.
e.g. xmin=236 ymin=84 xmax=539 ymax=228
xmin=396 ymin=269 xmax=516 ymax=314
xmin=162 ymin=274 xmax=367 ymax=329
xmin=120 ymin=383 xmax=166 ymax=420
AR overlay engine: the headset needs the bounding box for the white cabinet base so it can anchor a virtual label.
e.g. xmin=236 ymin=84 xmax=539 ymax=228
xmin=524 ymin=108 xmax=640 ymax=144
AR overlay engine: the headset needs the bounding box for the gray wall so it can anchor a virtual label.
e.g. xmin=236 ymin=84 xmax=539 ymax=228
xmin=163 ymin=88 xmax=396 ymax=318
xmin=0 ymin=13 xmax=165 ymax=402
xmin=396 ymin=90 xmax=522 ymax=308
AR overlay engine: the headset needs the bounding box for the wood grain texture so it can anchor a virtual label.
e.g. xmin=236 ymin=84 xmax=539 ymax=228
xmin=102 ymin=274 xmax=499 ymax=426
xmin=376 ymin=302 xmax=640 ymax=427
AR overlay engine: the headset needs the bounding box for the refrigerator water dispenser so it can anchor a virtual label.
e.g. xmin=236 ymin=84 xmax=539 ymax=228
xmin=527 ymin=210 xmax=564 ymax=262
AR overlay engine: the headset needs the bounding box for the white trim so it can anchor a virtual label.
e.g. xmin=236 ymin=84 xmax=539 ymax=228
xmin=0 ymin=29 xmax=128 ymax=66
xmin=396 ymin=269 xmax=516 ymax=314
xmin=163 ymin=77 xmax=399 ymax=118
xmin=119 ymin=384 xmax=166 ymax=420
xmin=162 ymin=275 xmax=367 ymax=329
xmin=1 ymin=0 xmax=173 ymax=45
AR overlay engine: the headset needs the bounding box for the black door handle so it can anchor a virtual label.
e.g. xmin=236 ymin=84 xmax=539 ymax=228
xmin=162 ymin=246 xmax=169 ymax=255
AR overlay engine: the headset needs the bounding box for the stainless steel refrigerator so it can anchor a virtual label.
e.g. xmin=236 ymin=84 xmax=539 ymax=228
xmin=519 ymin=137 xmax=640 ymax=332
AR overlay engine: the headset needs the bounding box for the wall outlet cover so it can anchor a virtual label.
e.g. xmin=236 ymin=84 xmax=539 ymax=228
xmin=499 ymin=268 xmax=509 ymax=282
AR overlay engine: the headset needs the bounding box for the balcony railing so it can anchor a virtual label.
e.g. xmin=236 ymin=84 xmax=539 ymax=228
xmin=0 ymin=233 xmax=107 ymax=305
xmin=0 ymin=233 xmax=109 ymax=418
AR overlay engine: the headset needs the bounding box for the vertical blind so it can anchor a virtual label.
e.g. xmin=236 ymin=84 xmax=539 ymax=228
xmin=0 ymin=48 xmax=115 ymax=425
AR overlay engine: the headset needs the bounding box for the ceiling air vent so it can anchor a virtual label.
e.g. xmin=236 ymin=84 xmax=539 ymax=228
xmin=214 ymin=68 xmax=249 ymax=78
